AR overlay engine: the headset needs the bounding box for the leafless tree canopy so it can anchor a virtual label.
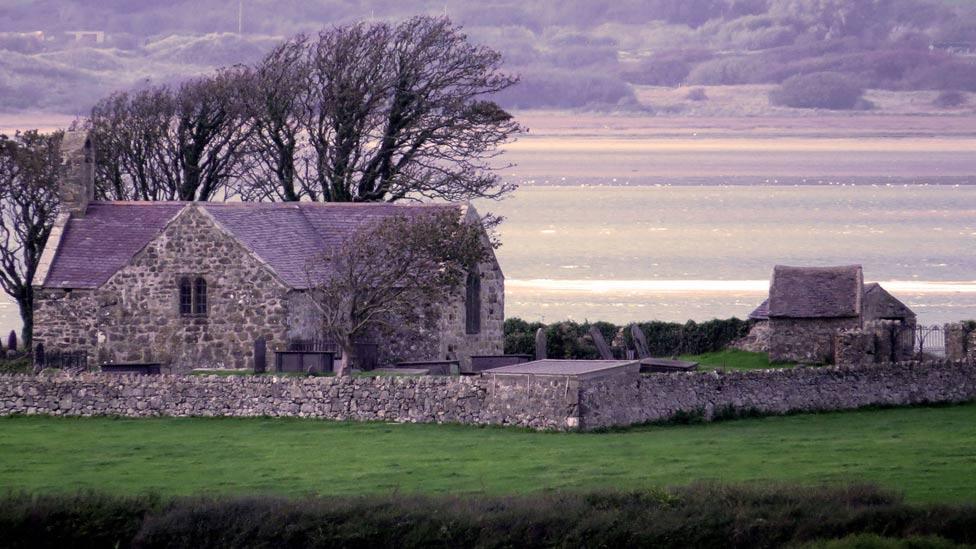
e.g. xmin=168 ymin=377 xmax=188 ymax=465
xmin=88 ymin=69 xmax=252 ymax=201
xmin=307 ymin=208 xmax=491 ymax=374
xmin=88 ymin=16 xmax=522 ymax=204
xmin=0 ymin=131 xmax=63 ymax=345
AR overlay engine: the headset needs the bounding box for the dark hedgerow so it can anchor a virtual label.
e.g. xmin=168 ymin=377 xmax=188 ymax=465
xmin=1 ymin=484 xmax=976 ymax=548
xmin=504 ymin=317 xmax=751 ymax=359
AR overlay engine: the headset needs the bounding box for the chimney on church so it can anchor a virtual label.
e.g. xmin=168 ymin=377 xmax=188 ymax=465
xmin=59 ymin=131 xmax=95 ymax=218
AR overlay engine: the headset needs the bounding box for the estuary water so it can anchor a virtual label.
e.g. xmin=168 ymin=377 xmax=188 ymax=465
xmin=481 ymin=184 xmax=976 ymax=326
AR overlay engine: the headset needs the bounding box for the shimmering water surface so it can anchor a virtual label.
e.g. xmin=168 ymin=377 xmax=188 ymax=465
xmin=480 ymin=184 xmax=976 ymax=325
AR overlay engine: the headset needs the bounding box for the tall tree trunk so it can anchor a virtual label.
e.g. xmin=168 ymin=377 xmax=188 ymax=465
xmin=17 ymin=294 xmax=32 ymax=350
xmin=336 ymin=336 xmax=354 ymax=377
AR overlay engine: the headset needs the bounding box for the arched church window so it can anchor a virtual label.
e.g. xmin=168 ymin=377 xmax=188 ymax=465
xmin=465 ymin=268 xmax=481 ymax=335
xmin=179 ymin=277 xmax=193 ymax=316
xmin=193 ymin=277 xmax=208 ymax=316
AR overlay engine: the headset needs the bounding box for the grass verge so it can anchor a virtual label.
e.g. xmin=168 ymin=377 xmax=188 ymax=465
xmin=680 ymin=349 xmax=802 ymax=371
xmin=1 ymin=403 xmax=975 ymax=502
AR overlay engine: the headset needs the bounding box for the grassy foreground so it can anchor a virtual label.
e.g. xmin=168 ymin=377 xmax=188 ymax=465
xmin=2 ymin=404 xmax=976 ymax=503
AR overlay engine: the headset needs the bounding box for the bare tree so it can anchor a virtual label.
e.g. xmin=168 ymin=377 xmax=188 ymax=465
xmin=88 ymin=69 xmax=252 ymax=201
xmin=307 ymin=208 xmax=491 ymax=375
xmin=241 ymin=16 xmax=523 ymax=203
xmin=87 ymin=87 xmax=173 ymax=200
xmin=0 ymin=131 xmax=63 ymax=346
xmin=236 ymin=37 xmax=311 ymax=201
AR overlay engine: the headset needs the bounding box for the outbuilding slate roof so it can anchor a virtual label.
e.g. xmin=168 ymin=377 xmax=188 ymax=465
xmin=863 ymin=282 xmax=916 ymax=321
xmin=749 ymin=299 xmax=769 ymax=320
xmin=767 ymin=265 xmax=863 ymax=318
xmin=41 ymin=201 xmax=462 ymax=290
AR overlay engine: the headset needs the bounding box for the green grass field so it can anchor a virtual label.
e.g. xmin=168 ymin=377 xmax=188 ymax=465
xmin=2 ymin=403 xmax=975 ymax=503
xmin=680 ymin=349 xmax=792 ymax=370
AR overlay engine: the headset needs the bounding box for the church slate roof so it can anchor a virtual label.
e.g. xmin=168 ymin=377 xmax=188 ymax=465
xmin=42 ymin=202 xmax=185 ymax=289
xmin=767 ymin=265 xmax=863 ymax=319
xmin=40 ymin=201 xmax=463 ymax=290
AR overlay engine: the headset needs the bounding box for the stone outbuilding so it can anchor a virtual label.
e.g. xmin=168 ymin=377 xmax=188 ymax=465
xmin=31 ymin=134 xmax=503 ymax=372
xmin=747 ymin=265 xmax=916 ymax=364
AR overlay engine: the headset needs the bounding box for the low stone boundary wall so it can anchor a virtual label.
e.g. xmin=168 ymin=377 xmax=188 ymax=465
xmin=1 ymin=360 xmax=974 ymax=431
xmin=0 ymin=373 xmax=573 ymax=430
xmin=580 ymin=360 xmax=976 ymax=430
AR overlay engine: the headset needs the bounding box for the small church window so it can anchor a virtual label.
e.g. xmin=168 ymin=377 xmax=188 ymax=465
xmin=193 ymin=278 xmax=208 ymax=316
xmin=179 ymin=278 xmax=193 ymax=315
xmin=465 ymin=268 xmax=481 ymax=335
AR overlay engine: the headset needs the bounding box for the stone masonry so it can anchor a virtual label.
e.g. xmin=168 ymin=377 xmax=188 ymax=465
xmin=578 ymin=359 xmax=976 ymax=430
xmin=2 ymin=358 xmax=974 ymax=431
xmin=33 ymin=205 xmax=504 ymax=373
xmin=34 ymin=206 xmax=292 ymax=371
xmin=768 ymin=317 xmax=861 ymax=364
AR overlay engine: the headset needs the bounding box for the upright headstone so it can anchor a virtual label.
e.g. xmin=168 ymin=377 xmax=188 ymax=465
xmin=630 ymin=325 xmax=651 ymax=359
xmin=534 ymin=328 xmax=547 ymax=361
xmin=588 ymin=326 xmax=615 ymax=360
xmin=253 ymin=337 xmax=267 ymax=374
xmin=33 ymin=343 xmax=45 ymax=373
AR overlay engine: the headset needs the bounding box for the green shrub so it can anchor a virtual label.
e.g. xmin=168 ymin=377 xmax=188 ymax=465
xmin=0 ymin=355 xmax=31 ymax=374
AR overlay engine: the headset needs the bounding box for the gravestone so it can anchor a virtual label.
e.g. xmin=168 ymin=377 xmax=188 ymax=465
xmin=33 ymin=343 xmax=45 ymax=374
xmin=534 ymin=328 xmax=547 ymax=361
xmin=253 ymin=337 xmax=267 ymax=374
xmin=588 ymin=326 xmax=615 ymax=360
xmin=631 ymin=325 xmax=651 ymax=359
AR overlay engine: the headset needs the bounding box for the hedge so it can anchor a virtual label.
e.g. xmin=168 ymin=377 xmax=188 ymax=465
xmin=2 ymin=484 xmax=975 ymax=548
xmin=504 ymin=317 xmax=752 ymax=359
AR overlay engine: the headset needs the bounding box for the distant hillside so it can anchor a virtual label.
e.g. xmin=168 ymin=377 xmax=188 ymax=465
xmin=1 ymin=0 xmax=975 ymax=114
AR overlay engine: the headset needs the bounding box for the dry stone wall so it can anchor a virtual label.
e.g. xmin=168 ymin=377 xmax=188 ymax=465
xmin=580 ymin=360 xmax=976 ymax=430
xmin=2 ymin=359 xmax=975 ymax=431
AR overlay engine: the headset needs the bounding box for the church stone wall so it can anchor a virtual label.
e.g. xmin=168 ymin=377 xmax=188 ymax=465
xmin=34 ymin=206 xmax=293 ymax=372
xmin=437 ymin=258 xmax=505 ymax=370
xmin=33 ymin=205 xmax=504 ymax=373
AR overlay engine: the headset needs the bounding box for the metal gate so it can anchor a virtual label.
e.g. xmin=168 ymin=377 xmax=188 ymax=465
xmin=914 ymin=325 xmax=946 ymax=358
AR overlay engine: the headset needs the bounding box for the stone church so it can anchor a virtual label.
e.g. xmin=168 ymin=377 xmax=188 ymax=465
xmin=32 ymin=133 xmax=504 ymax=372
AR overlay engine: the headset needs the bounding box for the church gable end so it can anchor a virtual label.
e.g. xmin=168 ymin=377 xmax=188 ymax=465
xmin=36 ymin=205 xmax=294 ymax=371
